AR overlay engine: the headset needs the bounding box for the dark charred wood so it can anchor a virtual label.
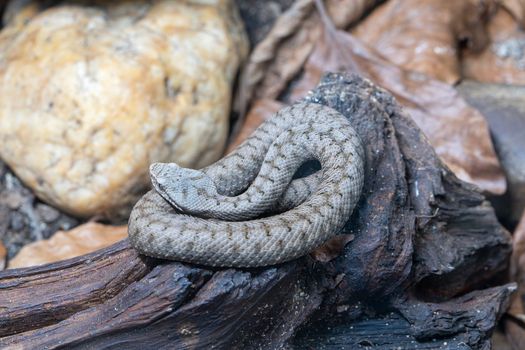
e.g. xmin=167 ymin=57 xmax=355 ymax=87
xmin=0 ymin=74 xmax=513 ymax=349
xmin=292 ymin=284 xmax=514 ymax=350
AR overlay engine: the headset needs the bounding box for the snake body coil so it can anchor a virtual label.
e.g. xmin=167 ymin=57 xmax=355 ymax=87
xmin=128 ymin=102 xmax=364 ymax=267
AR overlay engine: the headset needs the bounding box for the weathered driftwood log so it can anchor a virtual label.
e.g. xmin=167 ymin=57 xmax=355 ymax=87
xmin=0 ymin=74 xmax=514 ymax=349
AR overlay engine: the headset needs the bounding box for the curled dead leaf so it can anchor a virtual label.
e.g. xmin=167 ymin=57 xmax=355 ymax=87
xmin=352 ymin=0 xmax=494 ymax=84
xmin=287 ymin=2 xmax=505 ymax=194
xmin=311 ymin=234 xmax=354 ymax=263
xmin=234 ymin=0 xmax=316 ymax=122
xmin=234 ymin=0 xmax=379 ymax=120
xmin=462 ymin=5 xmax=525 ymax=84
xmin=8 ymin=222 xmax=127 ymax=269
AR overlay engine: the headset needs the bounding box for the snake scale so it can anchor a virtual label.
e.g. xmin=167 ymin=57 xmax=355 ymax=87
xmin=128 ymin=102 xmax=365 ymax=267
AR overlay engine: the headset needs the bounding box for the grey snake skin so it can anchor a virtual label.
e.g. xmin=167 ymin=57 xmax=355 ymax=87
xmin=128 ymin=102 xmax=365 ymax=267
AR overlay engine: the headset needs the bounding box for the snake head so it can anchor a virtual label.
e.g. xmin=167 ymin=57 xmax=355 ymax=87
xmin=150 ymin=162 xmax=216 ymax=213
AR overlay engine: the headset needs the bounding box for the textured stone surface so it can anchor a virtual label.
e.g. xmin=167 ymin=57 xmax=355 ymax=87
xmin=0 ymin=0 xmax=248 ymax=218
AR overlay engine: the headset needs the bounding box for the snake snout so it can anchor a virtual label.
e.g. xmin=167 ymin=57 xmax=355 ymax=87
xmin=150 ymin=162 xmax=217 ymax=213
xmin=150 ymin=162 xmax=182 ymax=179
xmin=150 ymin=162 xmax=184 ymax=196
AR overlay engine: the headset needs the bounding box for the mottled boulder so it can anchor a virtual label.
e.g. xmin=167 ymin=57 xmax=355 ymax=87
xmin=0 ymin=0 xmax=248 ymax=218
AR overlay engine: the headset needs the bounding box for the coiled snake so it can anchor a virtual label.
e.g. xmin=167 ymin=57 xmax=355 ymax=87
xmin=128 ymin=102 xmax=365 ymax=267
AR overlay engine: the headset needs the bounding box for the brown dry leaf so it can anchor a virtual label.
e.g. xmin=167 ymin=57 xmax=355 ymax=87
xmin=227 ymin=99 xmax=284 ymax=153
xmin=311 ymin=234 xmax=354 ymax=263
xmin=234 ymin=0 xmax=315 ymax=121
xmin=8 ymin=222 xmax=127 ymax=269
xmin=462 ymin=6 xmax=525 ymax=84
xmin=235 ymin=0 xmax=379 ymax=119
xmin=0 ymin=240 xmax=6 ymax=271
xmin=353 ymin=0 xmax=494 ymax=85
xmin=287 ymin=3 xmax=505 ymax=194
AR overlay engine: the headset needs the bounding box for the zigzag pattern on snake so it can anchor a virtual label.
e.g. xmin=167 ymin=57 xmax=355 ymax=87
xmin=128 ymin=102 xmax=365 ymax=267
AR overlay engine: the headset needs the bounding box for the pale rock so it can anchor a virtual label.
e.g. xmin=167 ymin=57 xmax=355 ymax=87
xmin=0 ymin=0 xmax=248 ymax=218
